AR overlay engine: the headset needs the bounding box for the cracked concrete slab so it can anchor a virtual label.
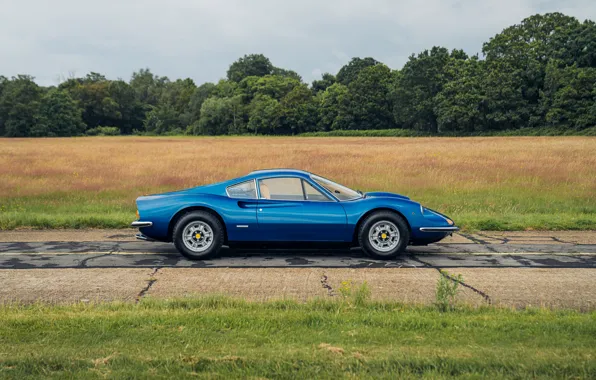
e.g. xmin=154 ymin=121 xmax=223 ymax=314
xmin=148 ymin=268 xmax=441 ymax=304
xmin=0 ymin=268 xmax=151 ymax=304
xmin=451 ymin=268 xmax=596 ymax=310
xmin=2 ymin=267 xmax=594 ymax=309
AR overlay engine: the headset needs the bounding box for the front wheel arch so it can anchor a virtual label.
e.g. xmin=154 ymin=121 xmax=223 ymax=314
xmin=168 ymin=206 xmax=228 ymax=244
xmin=352 ymin=208 xmax=412 ymax=245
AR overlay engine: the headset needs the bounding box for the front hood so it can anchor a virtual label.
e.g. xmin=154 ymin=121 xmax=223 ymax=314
xmin=365 ymin=191 xmax=410 ymax=200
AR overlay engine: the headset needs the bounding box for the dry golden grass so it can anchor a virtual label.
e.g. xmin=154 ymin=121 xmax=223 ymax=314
xmin=1 ymin=136 xmax=595 ymax=229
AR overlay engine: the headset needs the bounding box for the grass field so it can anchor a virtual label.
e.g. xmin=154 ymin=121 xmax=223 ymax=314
xmin=1 ymin=136 xmax=595 ymax=230
xmin=0 ymin=297 xmax=594 ymax=378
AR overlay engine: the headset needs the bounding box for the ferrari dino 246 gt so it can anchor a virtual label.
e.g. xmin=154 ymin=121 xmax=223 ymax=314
xmin=132 ymin=169 xmax=458 ymax=259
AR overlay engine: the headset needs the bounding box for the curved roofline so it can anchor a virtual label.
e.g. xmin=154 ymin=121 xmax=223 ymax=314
xmin=249 ymin=168 xmax=312 ymax=175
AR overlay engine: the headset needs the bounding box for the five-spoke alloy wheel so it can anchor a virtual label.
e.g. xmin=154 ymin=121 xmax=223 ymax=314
xmin=358 ymin=211 xmax=410 ymax=259
xmin=173 ymin=211 xmax=224 ymax=260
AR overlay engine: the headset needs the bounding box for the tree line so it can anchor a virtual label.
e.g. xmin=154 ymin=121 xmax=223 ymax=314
xmin=0 ymin=12 xmax=594 ymax=137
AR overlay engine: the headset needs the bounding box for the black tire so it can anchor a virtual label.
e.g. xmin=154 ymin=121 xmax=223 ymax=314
xmin=358 ymin=211 xmax=410 ymax=259
xmin=172 ymin=211 xmax=224 ymax=260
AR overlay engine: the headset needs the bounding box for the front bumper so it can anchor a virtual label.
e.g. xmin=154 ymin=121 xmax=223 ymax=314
xmin=131 ymin=221 xmax=153 ymax=228
xmin=419 ymin=226 xmax=460 ymax=233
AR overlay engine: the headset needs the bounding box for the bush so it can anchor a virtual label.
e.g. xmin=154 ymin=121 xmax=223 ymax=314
xmin=86 ymin=126 xmax=121 ymax=136
xmin=338 ymin=280 xmax=372 ymax=306
xmin=435 ymin=270 xmax=463 ymax=311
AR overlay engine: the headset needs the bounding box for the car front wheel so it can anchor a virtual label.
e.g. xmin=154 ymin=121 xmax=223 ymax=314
xmin=172 ymin=211 xmax=224 ymax=260
xmin=358 ymin=211 xmax=410 ymax=259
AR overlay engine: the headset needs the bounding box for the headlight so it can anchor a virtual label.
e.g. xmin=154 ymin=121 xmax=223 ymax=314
xmin=136 ymin=209 xmax=140 ymax=220
xmin=446 ymin=218 xmax=454 ymax=225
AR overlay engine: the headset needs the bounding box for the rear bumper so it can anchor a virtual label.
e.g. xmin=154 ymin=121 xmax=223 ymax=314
xmin=419 ymin=226 xmax=460 ymax=233
xmin=131 ymin=221 xmax=153 ymax=228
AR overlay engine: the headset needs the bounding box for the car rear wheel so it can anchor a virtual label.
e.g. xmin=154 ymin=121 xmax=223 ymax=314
xmin=358 ymin=211 xmax=410 ymax=259
xmin=173 ymin=211 xmax=224 ymax=260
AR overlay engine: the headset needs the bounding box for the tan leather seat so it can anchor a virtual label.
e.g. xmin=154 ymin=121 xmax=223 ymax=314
xmin=260 ymin=183 xmax=271 ymax=199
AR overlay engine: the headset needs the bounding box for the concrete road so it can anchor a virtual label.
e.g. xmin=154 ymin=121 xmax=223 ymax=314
xmin=0 ymin=230 xmax=594 ymax=308
xmin=0 ymin=240 xmax=595 ymax=269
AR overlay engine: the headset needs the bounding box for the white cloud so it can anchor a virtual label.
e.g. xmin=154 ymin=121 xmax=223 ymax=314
xmin=0 ymin=0 xmax=594 ymax=85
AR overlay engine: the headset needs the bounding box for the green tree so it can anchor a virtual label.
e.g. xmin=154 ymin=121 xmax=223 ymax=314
xmin=272 ymin=67 xmax=302 ymax=81
xmin=318 ymin=83 xmax=353 ymax=131
xmin=32 ymin=89 xmax=85 ymax=137
xmin=346 ymin=64 xmax=395 ymax=130
xmin=0 ymin=76 xmax=8 ymax=135
xmin=392 ymin=47 xmax=455 ymax=132
xmin=130 ymin=68 xmax=169 ymax=106
xmin=61 ymin=75 xmax=119 ymax=130
xmin=192 ymin=95 xmax=245 ymax=135
xmin=336 ymin=57 xmax=379 ymax=86
xmin=107 ymin=80 xmax=145 ymax=134
xmin=181 ymin=82 xmax=216 ymax=127
xmin=143 ymin=104 xmax=181 ymax=135
xmin=483 ymin=13 xmax=583 ymax=127
xmin=247 ymin=95 xmax=282 ymax=135
xmin=541 ymin=61 xmax=596 ymax=129
xmin=311 ymin=73 xmax=336 ymax=94
xmin=482 ymin=60 xmax=530 ymax=130
xmin=0 ymin=75 xmax=43 ymax=137
xmin=553 ymin=20 xmax=596 ymax=68
xmin=227 ymin=54 xmax=275 ymax=82
xmin=434 ymin=57 xmax=485 ymax=133
xmin=280 ymin=84 xmax=318 ymax=134
xmin=250 ymin=75 xmax=301 ymax=100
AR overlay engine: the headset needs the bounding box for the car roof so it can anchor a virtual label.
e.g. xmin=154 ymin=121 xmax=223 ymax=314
xmin=248 ymin=168 xmax=312 ymax=177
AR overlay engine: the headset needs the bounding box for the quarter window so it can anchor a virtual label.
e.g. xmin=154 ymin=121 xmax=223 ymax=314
xmin=227 ymin=180 xmax=257 ymax=199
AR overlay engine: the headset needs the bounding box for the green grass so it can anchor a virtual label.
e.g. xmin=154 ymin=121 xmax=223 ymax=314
xmin=1 ymin=188 xmax=594 ymax=231
xmin=1 ymin=136 xmax=594 ymax=231
xmin=0 ymin=297 xmax=594 ymax=379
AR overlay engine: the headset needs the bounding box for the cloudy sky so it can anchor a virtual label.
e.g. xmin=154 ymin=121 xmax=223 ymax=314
xmin=1 ymin=0 xmax=595 ymax=86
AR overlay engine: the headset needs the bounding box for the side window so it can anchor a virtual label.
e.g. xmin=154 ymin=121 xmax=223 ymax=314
xmin=259 ymin=178 xmax=304 ymax=200
xmin=227 ymin=180 xmax=257 ymax=199
xmin=302 ymin=180 xmax=330 ymax=201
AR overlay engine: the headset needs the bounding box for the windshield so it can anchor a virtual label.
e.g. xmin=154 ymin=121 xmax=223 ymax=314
xmin=311 ymin=175 xmax=362 ymax=201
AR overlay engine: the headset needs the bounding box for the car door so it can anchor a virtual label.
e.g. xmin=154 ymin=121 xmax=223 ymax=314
xmin=256 ymin=176 xmax=348 ymax=242
xmin=224 ymin=179 xmax=261 ymax=241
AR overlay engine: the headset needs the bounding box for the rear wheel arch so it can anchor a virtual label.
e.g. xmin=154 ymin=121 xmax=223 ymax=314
xmin=168 ymin=206 xmax=228 ymax=243
xmin=352 ymin=208 xmax=412 ymax=245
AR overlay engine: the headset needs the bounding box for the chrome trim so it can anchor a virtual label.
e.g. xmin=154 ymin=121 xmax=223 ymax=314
xmin=236 ymin=225 xmax=249 ymax=228
xmin=419 ymin=227 xmax=460 ymax=232
xmin=226 ymin=179 xmax=258 ymax=200
xmin=131 ymin=221 xmax=153 ymax=227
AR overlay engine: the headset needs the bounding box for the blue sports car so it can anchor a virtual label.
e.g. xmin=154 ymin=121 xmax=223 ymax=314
xmin=132 ymin=169 xmax=458 ymax=259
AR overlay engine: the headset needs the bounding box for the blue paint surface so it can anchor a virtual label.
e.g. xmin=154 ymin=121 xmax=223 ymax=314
xmin=134 ymin=169 xmax=457 ymax=245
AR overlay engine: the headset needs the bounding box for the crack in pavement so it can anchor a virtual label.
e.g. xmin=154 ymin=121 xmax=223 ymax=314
xmin=320 ymin=274 xmax=335 ymax=297
xmin=409 ymin=255 xmax=492 ymax=305
xmin=78 ymin=253 xmax=112 ymax=268
xmin=136 ymin=267 xmax=161 ymax=303
xmin=77 ymin=244 xmax=120 ymax=268
xmin=460 ymin=233 xmax=493 ymax=245
xmin=476 ymin=232 xmax=509 ymax=244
